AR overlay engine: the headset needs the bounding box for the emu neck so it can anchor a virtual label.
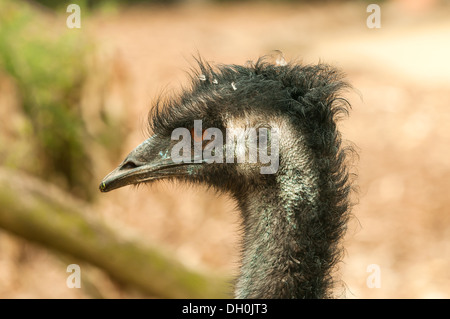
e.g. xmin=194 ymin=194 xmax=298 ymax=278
xmin=234 ymin=142 xmax=335 ymax=299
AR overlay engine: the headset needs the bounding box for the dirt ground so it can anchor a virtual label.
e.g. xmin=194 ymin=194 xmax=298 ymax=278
xmin=1 ymin=0 xmax=449 ymax=298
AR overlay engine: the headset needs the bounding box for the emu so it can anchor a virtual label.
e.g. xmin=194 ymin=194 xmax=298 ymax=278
xmin=100 ymin=54 xmax=355 ymax=299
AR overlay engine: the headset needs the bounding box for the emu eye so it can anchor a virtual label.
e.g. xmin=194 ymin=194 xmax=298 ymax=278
xmin=190 ymin=128 xmax=207 ymax=143
xmin=190 ymin=128 xmax=215 ymax=150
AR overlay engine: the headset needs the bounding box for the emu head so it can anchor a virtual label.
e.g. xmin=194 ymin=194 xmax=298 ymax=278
xmin=100 ymin=60 xmax=287 ymax=197
xmin=100 ymin=57 xmax=349 ymax=201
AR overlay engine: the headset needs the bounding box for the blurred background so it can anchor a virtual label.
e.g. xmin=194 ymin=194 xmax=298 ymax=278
xmin=0 ymin=0 xmax=449 ymax=298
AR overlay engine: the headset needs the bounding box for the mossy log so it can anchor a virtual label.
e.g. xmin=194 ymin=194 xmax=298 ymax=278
xmin=0 ymin=167 xmax=230 ymax=298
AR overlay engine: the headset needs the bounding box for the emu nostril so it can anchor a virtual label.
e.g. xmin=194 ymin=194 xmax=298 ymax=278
xmin=121 ymin=160 xmax=139 ymax=170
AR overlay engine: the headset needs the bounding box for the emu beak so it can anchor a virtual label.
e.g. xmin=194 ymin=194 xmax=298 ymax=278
xmin=99 ymin=136 xmax=180 ymax=193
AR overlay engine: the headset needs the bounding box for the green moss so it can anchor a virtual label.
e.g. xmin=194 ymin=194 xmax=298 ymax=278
xmin=0 ymin=0 xmax=127 ymax=201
